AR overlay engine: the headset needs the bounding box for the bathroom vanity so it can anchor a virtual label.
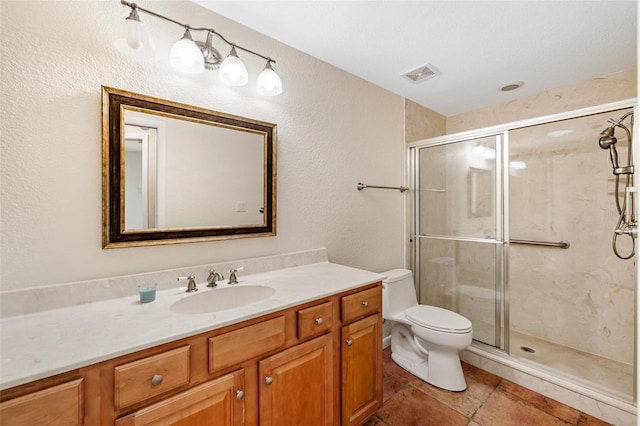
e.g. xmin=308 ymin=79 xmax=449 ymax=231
xmin=0 ymin=260 xmax=383 ymax=425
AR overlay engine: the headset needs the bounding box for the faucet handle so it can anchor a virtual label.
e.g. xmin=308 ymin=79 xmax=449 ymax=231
xmin=228 ymin=267 xmax=244 ymax=284
xmin=178 ymin=275 xmax=198 ymax=293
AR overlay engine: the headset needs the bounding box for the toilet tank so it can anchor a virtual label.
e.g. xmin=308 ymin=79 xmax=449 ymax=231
xmin=382 ymin=269 xmax=418 ymax=318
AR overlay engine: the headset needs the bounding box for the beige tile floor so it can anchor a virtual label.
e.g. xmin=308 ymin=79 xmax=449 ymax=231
xmin=365 ymin=347 xmax=613 ymax=426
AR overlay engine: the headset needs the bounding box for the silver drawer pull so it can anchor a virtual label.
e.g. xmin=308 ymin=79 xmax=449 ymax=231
xmin=265 ymin=376 xmax=273 ymax=385
xmin=346 ymin=339 xmax=353 ymax=346
xmin=362 ymin=301 xmax=369 ymax=307
xmin=236 ymin=390 xmax=245 ymax=400
xmin=315 ymin=317 xmax=324 ymax=325
xmin=151 ymin=374 xmax=163 ymax=386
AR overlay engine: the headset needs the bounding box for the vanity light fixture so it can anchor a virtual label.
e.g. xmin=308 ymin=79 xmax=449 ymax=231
xmin=218 ymin=45 xmax=249 ymax=86
xmin=114 ymin=5 xmax=154 ymax=52
xmin=116 ymin=0 xmax=283 ymax=96
xmin=169 ymin=28 xmax=205 ymax=74
xmin=256 ymin=60 xmax=283 ymax=96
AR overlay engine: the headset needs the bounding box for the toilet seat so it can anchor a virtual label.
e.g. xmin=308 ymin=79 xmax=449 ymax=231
xmin=404 ymin=305 xmax=472 ymax=334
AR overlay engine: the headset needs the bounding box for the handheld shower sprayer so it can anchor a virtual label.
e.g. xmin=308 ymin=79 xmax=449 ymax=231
xmin=598 ymin=113 xmax=634 ymax=176
xmin=598 ymin=126 xmax=620 ymax=171
xmin=598 ymin=126 xmax=616 ymax=149
xmin=598 ymin=110 xmax=635 ymax=259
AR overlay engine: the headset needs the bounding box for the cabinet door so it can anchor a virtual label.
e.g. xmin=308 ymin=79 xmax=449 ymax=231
xmin=259 ymin=334 xmax=333 ymax=426
xmin=341 ymin=314 xmax=382 ymax=426
xmin=115 ymin=369 xmax=245 ymax=426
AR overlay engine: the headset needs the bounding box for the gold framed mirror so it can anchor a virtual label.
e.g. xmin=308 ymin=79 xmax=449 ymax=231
xmin=102 ymin=86 xmax=276 ymax=248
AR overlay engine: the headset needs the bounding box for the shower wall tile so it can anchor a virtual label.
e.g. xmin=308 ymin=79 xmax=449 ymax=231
xmin=446 ymin=68 xmax=637 ymax=134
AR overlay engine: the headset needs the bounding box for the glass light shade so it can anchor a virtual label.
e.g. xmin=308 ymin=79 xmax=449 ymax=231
xmin=170 ymin=31 xmax=205 ymax=74
xmin=219 ymin=47 xmax=248 ymax=86
xmin=256 ymin=63 xmax=283 ymax=96
xmin=114 ymin=13 xmax=154 ymax=53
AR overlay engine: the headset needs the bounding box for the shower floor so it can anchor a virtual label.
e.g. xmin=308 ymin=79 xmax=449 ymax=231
xmin=509 ymin=331 xmax=633 ymax=402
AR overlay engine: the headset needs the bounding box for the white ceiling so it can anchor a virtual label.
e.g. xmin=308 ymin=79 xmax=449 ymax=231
xmin=194 ymin=1 xmax=638 ymax=116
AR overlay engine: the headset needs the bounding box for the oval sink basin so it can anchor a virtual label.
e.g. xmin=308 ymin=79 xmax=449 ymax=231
xmin=170 ymin=285 xmax=275 ymax=314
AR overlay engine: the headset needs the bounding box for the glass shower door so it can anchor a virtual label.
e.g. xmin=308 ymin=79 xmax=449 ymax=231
xmin=413 ymin=134 xmax=504 ymax=348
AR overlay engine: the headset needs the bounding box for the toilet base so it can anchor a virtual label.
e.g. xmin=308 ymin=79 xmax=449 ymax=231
xmin=391 ymin=324 xmax=467 ymax=392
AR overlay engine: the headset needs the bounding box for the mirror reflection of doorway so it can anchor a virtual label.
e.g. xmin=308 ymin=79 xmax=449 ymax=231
xmin=124 ymin=124 xmax=160 ymax=230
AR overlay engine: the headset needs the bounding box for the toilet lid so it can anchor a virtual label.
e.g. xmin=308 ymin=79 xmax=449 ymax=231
xmin=405 ymin=305 xmax=472 ymax=334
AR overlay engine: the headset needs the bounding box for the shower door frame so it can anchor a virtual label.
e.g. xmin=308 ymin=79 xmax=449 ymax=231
xmin=408 ymin=99 xmax=638 ymax=392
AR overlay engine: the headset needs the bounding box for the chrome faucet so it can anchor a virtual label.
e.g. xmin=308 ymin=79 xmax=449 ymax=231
xmin=207 ymin=269 xmax=224 ymax=287
xmin=228 ymin=267 xmax=243 ymax=284
xmin=178 ymin=275 xmax=198 ymax=293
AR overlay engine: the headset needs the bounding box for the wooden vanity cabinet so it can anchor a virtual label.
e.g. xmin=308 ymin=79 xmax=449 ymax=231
xmin=0 ymin=282 xmax=382 ymax=426
xmin=340 ymin=287 xmax=383 ymax=426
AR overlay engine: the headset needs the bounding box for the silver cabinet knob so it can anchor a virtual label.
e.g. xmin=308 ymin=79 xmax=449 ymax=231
xmin=265 ymin=376 xmax=273 ymax=385
xmin=345 ymin=339 xmax=353 ymax=346
xmin=362 ymin=301 xmax=369 ymax=307
xmin=151 ymin=374 xmax=163 ymax=386
xmin=315 ymin=317 xmax=323 ymax=325
xmin=236 ymin=390 xmax=244 ymax=400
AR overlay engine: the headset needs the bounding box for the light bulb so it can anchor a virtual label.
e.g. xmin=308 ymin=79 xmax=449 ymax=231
xmin=256 ymin=61 xmax=283 ymax=96
xmin=170 ymin=29 xmax=204 ymax=74
xmin=219 ymin=46 xmax=248 ymax=86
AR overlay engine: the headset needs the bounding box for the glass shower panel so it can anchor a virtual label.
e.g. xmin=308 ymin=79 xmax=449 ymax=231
xmin=418 ymin=136 xmax=498 ymax=239
xmin=508 ymin=108 xmax=635 ymax=401
xmin=418 ymin=238 xmax=499 ymax=347
xmin=416 ymin=135 xmax=503 ymax=349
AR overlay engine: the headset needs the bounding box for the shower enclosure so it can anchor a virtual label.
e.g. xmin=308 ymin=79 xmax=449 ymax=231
xmin=409 ymin=101 xmax=637 ymax=406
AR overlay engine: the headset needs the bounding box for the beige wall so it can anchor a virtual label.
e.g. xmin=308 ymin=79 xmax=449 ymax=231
xmin=404 ymin=99 xmax=446 ymax=143
xmin=0 ymin=1 xmax=406 ymax=290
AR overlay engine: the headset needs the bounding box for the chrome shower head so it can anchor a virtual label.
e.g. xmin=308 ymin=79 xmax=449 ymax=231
xmin=598 ymin=126 xmax=617 ymax=149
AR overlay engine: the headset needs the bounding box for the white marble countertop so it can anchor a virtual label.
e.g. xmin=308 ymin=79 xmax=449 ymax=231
xmin=0 ymin=261 xmax=385 ymax=390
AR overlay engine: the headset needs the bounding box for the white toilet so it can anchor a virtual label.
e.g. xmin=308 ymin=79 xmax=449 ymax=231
xmin=382 ymin=269 xmax=473 ymax=391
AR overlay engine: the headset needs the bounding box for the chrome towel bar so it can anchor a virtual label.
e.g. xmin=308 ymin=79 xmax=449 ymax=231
xmin=357 ymin=182 xmax=408 ymax=193
xmin=510 ymin=239 xmax=570 ymax=249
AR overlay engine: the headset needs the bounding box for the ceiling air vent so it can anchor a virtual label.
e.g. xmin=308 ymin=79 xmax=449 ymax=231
xmin=401 ymin=63 xmax=440 ymax=83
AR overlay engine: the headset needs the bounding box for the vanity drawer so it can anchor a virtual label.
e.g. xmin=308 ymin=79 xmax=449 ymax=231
xmin=209 ymin=316 xmax=286 ymax=373
xmin=297 ymin=301 xmax=333 ymax=339
xmin=114 ymin=346 xmax=190 ymax=410
xmin=0 ymin=378 xmax=84 ymax=426
xmin=341 ymin=286 xmax=382 ymax=323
